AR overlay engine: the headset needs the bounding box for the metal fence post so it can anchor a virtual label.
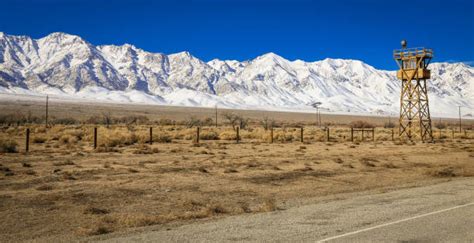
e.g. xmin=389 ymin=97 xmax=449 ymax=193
xmin=351 ymin=127 xmax=354 ymax=142
xmin=236 ymin=127 xmax=240 ymax=143
xmin=149 ymin=127 xmax=153 ymax=145
xmin=94 ymin=127 xmax=97 ymax=149
xmin=196 ymin=127 xmax=200 ymax=144
xmin=300 ymin=127 xmax=304 ymax=143
xmin=26 ymin=128 xmax=30 ymax=152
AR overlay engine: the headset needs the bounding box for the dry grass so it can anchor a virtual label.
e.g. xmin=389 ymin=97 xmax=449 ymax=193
xmin=0 ymin=111 xmax=473 ymax=242
xmin=0 ymin=138 xmax=17 ymax=153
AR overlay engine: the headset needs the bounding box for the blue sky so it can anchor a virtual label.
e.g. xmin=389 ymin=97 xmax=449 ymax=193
xmin=1 ymin=0 xmax=473 ymax=69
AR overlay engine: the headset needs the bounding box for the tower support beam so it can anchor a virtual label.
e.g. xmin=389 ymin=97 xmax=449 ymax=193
xmin=394 ymin=44 xmax=433 ymax=142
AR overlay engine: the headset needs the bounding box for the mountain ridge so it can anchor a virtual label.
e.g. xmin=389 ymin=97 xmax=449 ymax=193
xmin=0 ymin=32 xmax=472 ymax=118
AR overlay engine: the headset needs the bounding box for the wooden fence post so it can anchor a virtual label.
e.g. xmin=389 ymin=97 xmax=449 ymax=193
xmin=351 ymin=127 xmax=354 ymax=142
xmin=236 ymin=127 xmax=240 ymax=143
xmin=452 ymin=129 xmax=454 ymax=139
xmin=149 ymin=127 xmax=153 ymax=145
xmin=196 ymin=127 xmax=200 ymax=144
xmin=361 ymin=129 xmax=364 ymax=141
xmin=93 ymin=127 xmax=97 ymax=149
xmin=300 ymin=127 xmax=304 ymax=143
xmin=25 ymin=128 xmax=30 ymax=153
xmin=326 ymin=127 xmax=330 ymax=142
xmin=391 ymin=128 xmax=394 ymax=141
xmin=372 ymin=128 xmax=375 ymax=141
xmin=270 ymin=127 xmax=274 ymax=144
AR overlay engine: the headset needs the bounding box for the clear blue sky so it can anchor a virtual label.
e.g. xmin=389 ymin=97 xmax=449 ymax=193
xmin=1 ymin=0 xmax=473 ymax=69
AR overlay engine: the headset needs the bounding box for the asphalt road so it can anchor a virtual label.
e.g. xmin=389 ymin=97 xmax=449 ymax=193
xmin=98 ymin=178 xmax=474 ymax=242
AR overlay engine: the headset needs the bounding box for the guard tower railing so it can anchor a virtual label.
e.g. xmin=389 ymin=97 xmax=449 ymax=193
xmin=393 ymin=47 xmax=433 ymax=60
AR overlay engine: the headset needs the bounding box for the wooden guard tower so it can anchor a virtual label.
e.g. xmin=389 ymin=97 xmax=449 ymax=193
xmin=393 ymin=40 xmax=433 ymax=141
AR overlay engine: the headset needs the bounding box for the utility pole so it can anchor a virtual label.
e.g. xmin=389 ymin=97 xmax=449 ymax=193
xmin=318 ymin=108 xmax=321 ymax=127
xmin=45 ymin=95 xmax=49 ymax=128
xmin=458 ymin=106 xmax=462 ymax=133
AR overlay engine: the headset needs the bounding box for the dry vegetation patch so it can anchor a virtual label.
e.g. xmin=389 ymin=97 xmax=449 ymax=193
xmin=0 ymin=123 xmax=473 ymax=241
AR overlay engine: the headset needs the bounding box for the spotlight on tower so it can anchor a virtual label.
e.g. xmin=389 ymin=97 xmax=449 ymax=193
xmin=401 ymin=40 xmax=407 ymax=49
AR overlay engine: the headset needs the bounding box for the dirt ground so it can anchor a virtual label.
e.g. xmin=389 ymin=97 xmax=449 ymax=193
xmin=0 ymin=98 xmax=473 ymax=242
xmin=0 ymin=123 xmax=473 ymax=242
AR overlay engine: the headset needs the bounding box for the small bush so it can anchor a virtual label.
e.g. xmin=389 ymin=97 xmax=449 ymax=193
xmin=33 ymin=136 xmax=47 ymax=143
xmin=432 ymin=167 xmax=457 ymax=177
xmin=53 ymin=117 xmax=79 ymax=125
xmin=53 ymin=159 xmax=75 ymax=166
xmin=200 ymin=131 xmax=219 ymax=140
xmin=153 ymin=134 xmax=172 ymax=143
xmin=434 ymin=122 xmax=447 ymax=129
xmin=0 ymin=139 xmax=18 ymax=153
xmin=59 ymin=134 xmax=78 ymax=144
xmin=350 ymin=120 xmax=375 ymax=128
xmin=219 ymin=131 xmax=237 ymax=140
xmin=384 ymin=121 xmax=396 ymax=128
xmin=84 ymin=207 xmax=110 ymax=215
xmin=102 ymin=131 xmax=139 ymax=147
xmin=274 ymin=133 xmax=294 ymax=142
xmin=96 ymin=145 xmax=119 ymax=153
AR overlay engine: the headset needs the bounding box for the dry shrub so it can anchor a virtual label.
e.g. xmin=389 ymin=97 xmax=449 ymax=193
xmin=59 ymin=134 xmax=78 ymax=144
xmin=84 ymin=207 xmax=110 ymax=215
xmin=384 ymin=121 xmax=396 ymax=128
xmin=88 ymin=225 xmax=112 ymax=235
xmin=219 ymin=131 xmax=237 ymax=140
xmin=96 ymin=145 xmax=119 ymax=153
xmin=360 ymin=157 xmax=378 ymax=167
xmin=153 ymin=134 xmax=172 ymax=143
xmin=128 ymin=168 xmax=139 ymax=173
xmin=24 ymin=169 xmax=37 ymax=175
xmin=258 ymin=198 xmax=277 ymax=212
xmin=208 ymin=205 xmax=227 ymax=214
xmin=274 ymin=132 xmax=294 ymax=142
xmin=34 ymin=127 xmax=47 ymax=133
xmin=200 ymin=130 xmax=219 ymax=140
xmin=224 ymin=168 xmax=238 ymax=173
xmin=350 ymin=120 xmax=375 ymax=128
xmin=133 ymin=144 xmax=159 ymax=154
xmin=431 ymin=167 xmax=457 ymax=177
xmin=0 ymin=138 xmax=18 ymax=153
xmin=32 ymin=136 xmax=47 ymax=143
xmin=434 ymin=122 xmax=447 ymax=129
xmin=65 ymin=129 xmax=84 ymax=141
xmin=101 ymin=130 xmax=139 ymax=147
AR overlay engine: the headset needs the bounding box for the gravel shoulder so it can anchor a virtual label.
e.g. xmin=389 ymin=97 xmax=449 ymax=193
xmin=95 ymin=178 xmax=474 ymax=242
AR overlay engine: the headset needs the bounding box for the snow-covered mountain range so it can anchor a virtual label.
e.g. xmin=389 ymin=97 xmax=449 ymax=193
xmin=0 ymin=32 xmax=472 ymax=117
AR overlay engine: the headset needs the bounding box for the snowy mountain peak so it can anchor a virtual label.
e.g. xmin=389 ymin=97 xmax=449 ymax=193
xmin=41 ymin=32 xmax=86 ymax=44
xmin=0 ymin=32 xmax=472 ymax=118
xmin=256 ymin=52 xmax=288 ymax=62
